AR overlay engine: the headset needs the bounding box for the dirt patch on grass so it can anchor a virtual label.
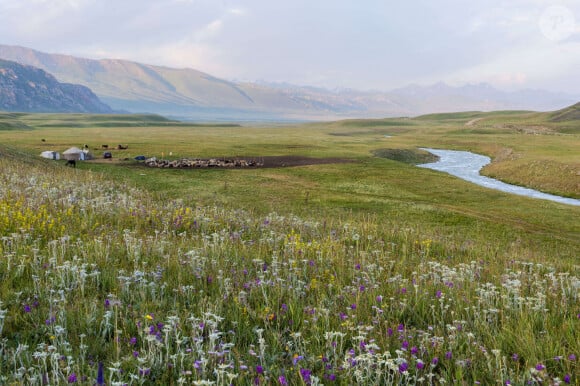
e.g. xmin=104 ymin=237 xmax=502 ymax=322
xmin=94 ymin=155 xmax=353 ymax=169
xmin=258 ymin=156 xmax=352 ymax=168
xmin=493 ymin=124 xmax=557 ymax=135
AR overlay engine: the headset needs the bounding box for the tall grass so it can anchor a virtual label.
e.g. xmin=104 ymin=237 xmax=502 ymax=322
xmin=0 ymin=148 xmax=577 ymax=385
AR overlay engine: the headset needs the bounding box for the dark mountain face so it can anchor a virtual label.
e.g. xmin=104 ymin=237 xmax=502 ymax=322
xmin=0 ymin=59 xmax=113 ymax=113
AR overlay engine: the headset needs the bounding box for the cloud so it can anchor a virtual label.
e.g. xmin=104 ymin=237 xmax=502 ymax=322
xmin=228 ymin=8 xmax=245 ymax=16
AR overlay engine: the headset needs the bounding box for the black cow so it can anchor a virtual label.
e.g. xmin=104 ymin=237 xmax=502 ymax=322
xmin=66 ymin=160 xmax=76 ymax=168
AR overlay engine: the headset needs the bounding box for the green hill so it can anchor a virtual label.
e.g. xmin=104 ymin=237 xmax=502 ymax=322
xmin=549 ymin=102 xmax=580 ymax=122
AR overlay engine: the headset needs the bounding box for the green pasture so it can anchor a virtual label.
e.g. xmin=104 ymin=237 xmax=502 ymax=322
xmin=0 ymin=109 xmax=579 ymax=384
xmin=0 ymin=110 xmax=578 ymax=264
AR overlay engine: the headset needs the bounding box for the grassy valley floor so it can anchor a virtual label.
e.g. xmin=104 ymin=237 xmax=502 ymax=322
xmin=0 ymin=110 xmax=578 ymax=384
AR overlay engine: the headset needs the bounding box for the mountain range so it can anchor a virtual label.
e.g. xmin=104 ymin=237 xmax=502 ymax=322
xmin=0 ymin=58 xmax=112 ymax=114
xmin=0 ymin=44 xmax=577 ymax=120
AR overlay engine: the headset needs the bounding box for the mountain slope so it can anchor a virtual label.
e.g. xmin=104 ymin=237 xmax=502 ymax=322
xmin=0 ymin=59 xmax=113 ymax=113
xmin=549 ymin=102 xmax=580 ymax=122
xmin=0 ymin=45 xmax=577 ymax=120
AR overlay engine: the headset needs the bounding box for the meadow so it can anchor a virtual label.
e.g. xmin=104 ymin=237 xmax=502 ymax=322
xmin=0 ymin=109 xmax=578 ymax=384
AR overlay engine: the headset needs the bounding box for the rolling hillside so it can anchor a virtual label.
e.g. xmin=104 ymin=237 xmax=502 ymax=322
xmin=550 ymin=102 xmax=580 ymax=122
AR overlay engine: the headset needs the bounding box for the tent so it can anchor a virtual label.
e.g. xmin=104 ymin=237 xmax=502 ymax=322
xmin=62 ymin=147 xmax=92 ymax=161
xmin=40 ymin=151 xmax=60 ymax=160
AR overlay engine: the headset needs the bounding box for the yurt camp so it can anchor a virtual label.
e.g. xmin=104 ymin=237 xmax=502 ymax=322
xmin=40 ymin=151 xmax=60 ymax=160
xmin=62 ymin=147 xmax=92 ymax=161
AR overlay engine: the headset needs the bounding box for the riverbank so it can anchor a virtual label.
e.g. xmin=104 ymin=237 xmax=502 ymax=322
xmin=419 ymin=148 xmax=580 ymax=206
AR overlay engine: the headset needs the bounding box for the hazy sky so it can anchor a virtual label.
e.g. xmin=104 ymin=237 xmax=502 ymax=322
xmin=1 ymin=0 xmax=579 ymax=93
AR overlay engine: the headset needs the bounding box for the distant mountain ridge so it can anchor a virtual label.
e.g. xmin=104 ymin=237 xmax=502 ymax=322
xmin=0 ymin=44 xmax=577 ymax=120
xmin=0 ymin=58 xmax=113 ymax=113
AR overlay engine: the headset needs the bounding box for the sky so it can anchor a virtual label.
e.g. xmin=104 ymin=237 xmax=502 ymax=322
xmin=0 ymin=0 xmax=579 ymax=94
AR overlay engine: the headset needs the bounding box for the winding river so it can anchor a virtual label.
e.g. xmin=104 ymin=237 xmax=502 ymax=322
xmin=418 ymin=148 xmax=580 ymax=207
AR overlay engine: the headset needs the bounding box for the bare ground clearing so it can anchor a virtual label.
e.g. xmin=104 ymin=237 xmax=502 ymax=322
xmin=88 ymin=155 xmax=353 ymax=168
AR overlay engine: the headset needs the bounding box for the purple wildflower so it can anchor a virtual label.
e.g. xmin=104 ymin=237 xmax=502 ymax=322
xmin=133 ymin=351 xmax=139 ymax=358
xmin=416 ymin=361 xmax=425 ymax=370
xmin=139 ymin=368 xmax=151 ymax=376
xmin=23 ymin=304 xmax=31 ymax=313
xmin=535 ymin=363 xmax=545 ymax=371
xmin=278 ymin=375 xmax=288 ymax=385
xmin=568 ymin=354 xmax=576 ymax=361
xmin=445 ymin=351 xmax=453 ymax=360
xmin=398 ymin=362 xmax=409 ymax=373
xmin=411 ymin=346 xmax=419 ymax=356
xmin=129 ymin=337 xmax=137 ymax=345
xmin=401 ymin=340 xmax=409 ymax=350
xmin=104 ymin=299 xmax=110 ymax=308
xmin=96 ymin=362 xmax=105 ymax=385
xmin=397 ymin=323 xmax=404 ymax=332
xmin=387 ymin=327 xmax=393 ymax=337
xmin=564 ymin=374 xmax=571 ymax=384
xmin=350 ymin=303 xmax=357 ymax=310
xmin=67 ymin=373 xmax=77 ymax=383
xmin=300 ymin=368 xmax=312 ymax=384
xmin=511 ymin=353 xmax=519 ymax=361
xmin=400 ymin=287 xmax=407 ymax=294
xmin=431 ymin=357 xmax=439 ymax=366
xmin=256 ymin=365 xmax=264 ymax=374
xmin=376 ymin=295 xmax=383 ymax=302
xmin=435 ymin=290 xmax=442 ymax=298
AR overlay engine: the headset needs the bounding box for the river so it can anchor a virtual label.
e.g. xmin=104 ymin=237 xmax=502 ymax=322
xmin=418 ymin=148 xmax=580 ymax=207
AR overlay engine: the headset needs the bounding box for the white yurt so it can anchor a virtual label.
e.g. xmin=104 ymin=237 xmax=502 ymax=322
xmin=62 ymin=147 xmax=92 ymax=161
xmin=40 ymin=151 xmax=60 ymax=160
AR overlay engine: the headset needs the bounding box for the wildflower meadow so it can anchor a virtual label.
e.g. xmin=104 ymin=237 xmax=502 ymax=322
xmin=0 ymin=150 xmax=578 ymax=385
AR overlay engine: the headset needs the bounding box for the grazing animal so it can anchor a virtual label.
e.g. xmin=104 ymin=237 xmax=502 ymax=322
xmin=66 ymin=160 xmax=76 ymax=168
xmin=102 ymin=144 xmax=108 ymax=149
xmin=117 ymin=144 xmax=128 ymax=150
xmin=41 ymin=139 xmax=46 ymax=142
